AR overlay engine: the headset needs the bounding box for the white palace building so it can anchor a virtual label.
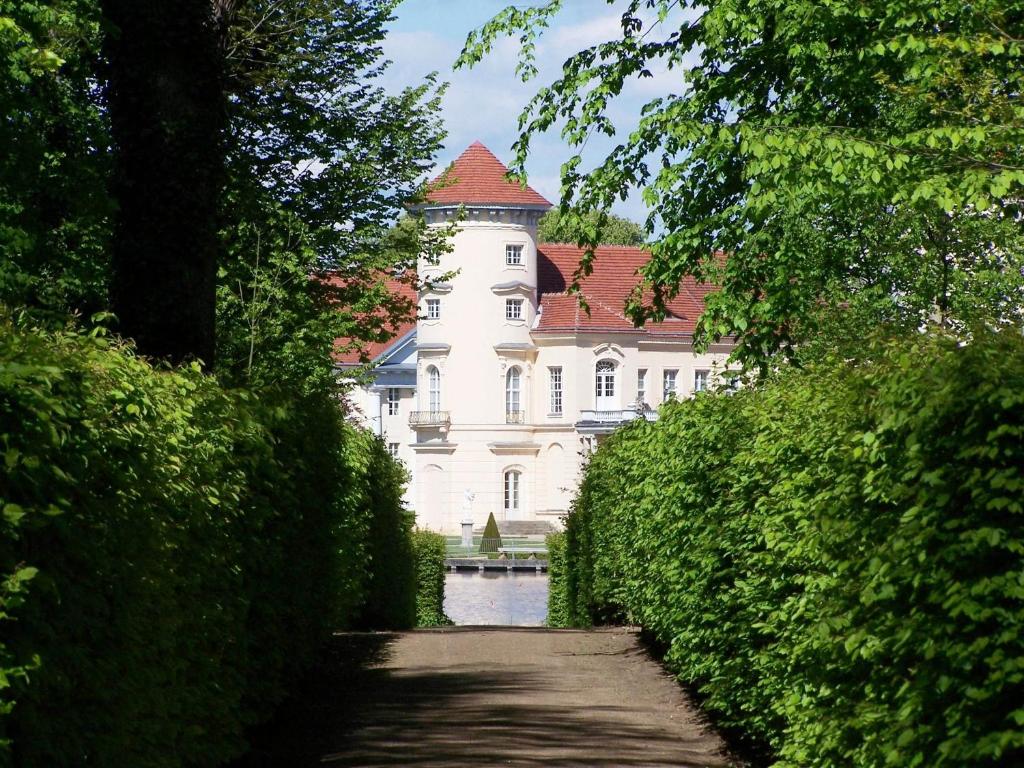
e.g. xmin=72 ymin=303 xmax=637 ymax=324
xmin=341 ymin=142 xmax=734 ymax=534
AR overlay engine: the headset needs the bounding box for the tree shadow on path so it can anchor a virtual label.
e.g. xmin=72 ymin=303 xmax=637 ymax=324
xmin=232 ymin=629 xmax=738 ymax=768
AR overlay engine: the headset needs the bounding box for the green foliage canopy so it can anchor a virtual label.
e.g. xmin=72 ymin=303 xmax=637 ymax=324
xmin=459 ymin=1 xmax=1024 ymax=366
xmin=218 ymin=0 xmax=451 ymax=391
xmin=537 ymin=208 xmax=644 ymax=246
xmin=0 ymin=1 xmax=111 ymax=319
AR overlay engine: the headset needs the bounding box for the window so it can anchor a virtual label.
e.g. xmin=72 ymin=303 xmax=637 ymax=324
xmin=637 ymin=369 xmax=647 ymax=405
xmin=663 ymin=369 xmax=678 ymax=399
xmin=425 ymin=298 xmax=440 ymax=320
xmin=595 ymin=360 xmax=616 ymax=398
xmin=505 ymin=298 xmax=524 ymax=320
xmin=549 ymin=366 xmax=563 ymax=415
xmin=505 ymin=244 xmax=524 ymax=265
xmin=694 ymin=369 xmax=709 ymax=393
xmin=387 ymin=442 xmax=400 ymax=458
xmin=387 ymin=387 xmax=400 ymax=415
xmin=505 ymin=367 xmax=522 ymax=420
xmin=504 ymin=470 xmax=521 ymax=517
xmin=427 ymin=366 xmax=441 ymax=411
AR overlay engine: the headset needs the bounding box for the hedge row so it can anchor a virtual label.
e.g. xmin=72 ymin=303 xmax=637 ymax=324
xmin=0 ymin=318 xmax=414 ymax=767
xmin=545 ymin=532 xmax=568 ymax=628
xmin=412 ymin=529 xmax=450 ymax=627
xmin=561 ymin=330 xmax=1024 ymax=767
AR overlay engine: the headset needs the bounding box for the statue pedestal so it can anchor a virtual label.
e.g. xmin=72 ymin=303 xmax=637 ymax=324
xmin=461 ymin=489 xmax=475 ymax=549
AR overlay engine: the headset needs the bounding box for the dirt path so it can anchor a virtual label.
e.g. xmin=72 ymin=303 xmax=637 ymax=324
xmin=339 ymin=627 xmax=734 ymax=767
xmin=246 ymin=627 xmax=735 ymax=767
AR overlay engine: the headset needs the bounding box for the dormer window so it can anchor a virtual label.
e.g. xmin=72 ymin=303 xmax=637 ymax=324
xmin=505 ymin=244 xmax=524 ymax=266
xmin=426 ymin=298 xmax=440 ymax=320
xmin=505 ymin=298 xmax=524 ymax=320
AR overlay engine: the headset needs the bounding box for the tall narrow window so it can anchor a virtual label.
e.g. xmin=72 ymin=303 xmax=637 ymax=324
xmin=387 ymin=442 xmax=400 ymax=458
xmin=637 ymin=369 xmax=647 ymax=405
xmin=427 ymin=366 xmax=441 ymax=411
xmin=505 ymin=244 xmax=524 ymax=265
xmin=505 ymin=367 xmax=522 ymax=422
xmin=549 ymin=366 xmax=563 ymax=415
xmin=663 ymin=369 xmax=678 ymax=400
xmin=694 ymin=369 xmax=709 ymax=393
xmin=505 ymin=298 xmax=524 ymax=320
xmin=425 ymin=298 xmax=440 ymax=320
xmin=387 ymin=387 xmax=400 ymax=415
xmin=595 ymin=359 xmax=616 ymax=410
xmin=504 ymin=470 xmax=521 ymax=517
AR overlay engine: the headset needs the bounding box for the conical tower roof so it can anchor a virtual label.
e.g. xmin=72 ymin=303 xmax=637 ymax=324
xmin=425 ymin=141 xmax=551 ymax=208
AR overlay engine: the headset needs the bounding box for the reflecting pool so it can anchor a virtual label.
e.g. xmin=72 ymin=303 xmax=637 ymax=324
xmin=443 ymin=572 xmax=549 ymax=626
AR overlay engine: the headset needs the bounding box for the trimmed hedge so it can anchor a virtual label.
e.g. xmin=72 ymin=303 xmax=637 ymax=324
xmin=545 ymin=532 xmax=568 ymax=627
xmin=0 ymin=318 xmax=414 ymax=766
xmin=479 ymin=511 xmax=502 ymax=553
xmin=563 ymin=330 xmax=1024 ymax=767
xmin=351 ymin=434 xmax=416 ymax=631
xmin=412 ymin=529 xmax=450 ymax=627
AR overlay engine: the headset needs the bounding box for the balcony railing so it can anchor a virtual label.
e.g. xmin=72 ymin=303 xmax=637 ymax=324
xmin=505 ymin=410 xmax=526 ymax=424
xmin=409 ymin=410 xmax=450 ymax=427
xmin=576 ymin=408 xmax=658 ymax=426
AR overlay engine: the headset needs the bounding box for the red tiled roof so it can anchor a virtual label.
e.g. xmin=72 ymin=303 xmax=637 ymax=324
xmin=536 ymin=244 xmax=716 ymax=336
xmin=333 ymin=277 xmax=418 ymax=364
xmin=425 ymin=141 xmax=551 ymax=208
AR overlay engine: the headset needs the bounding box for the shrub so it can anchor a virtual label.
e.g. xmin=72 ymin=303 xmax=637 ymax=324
xmin=350 ymin=432 xmax=416 ymax=631
xmin=479 ymin=511 xmax=502 ymax=554
xmin=0 ymin=317 xmax=414 ymax=766
xmin=545 ymin=532 xmax=569 ymax=627
xmin=412 ymin=529 xmax=450 ymax=627
xmin=564 ymin=329 xmax=1024 ymax=767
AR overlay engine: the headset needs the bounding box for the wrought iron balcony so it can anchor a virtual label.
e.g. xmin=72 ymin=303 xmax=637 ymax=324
xmin=505 ymin=410 xmax=526 ymax=424
xmin=409 ymin=410 xmax=450 ymax=427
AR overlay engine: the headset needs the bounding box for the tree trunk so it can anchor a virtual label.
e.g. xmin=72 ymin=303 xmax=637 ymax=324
xmin=101 ymin=1 xmax=228 ymax=366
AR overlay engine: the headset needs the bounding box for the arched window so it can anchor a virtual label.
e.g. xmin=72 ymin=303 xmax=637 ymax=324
xmin=426 ymin=366 xmax=441 ymax=411
xmin=504 ymin=469 xmax=521 ymax=518
xmin=595 ymin=359 xmax=617 ymax=410
xmin=505 ymin=366 xmax=522 ymax=421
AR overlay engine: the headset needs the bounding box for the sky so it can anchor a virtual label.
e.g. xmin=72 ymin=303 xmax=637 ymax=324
xmin=379 ymin=0 xmax=689 ymax=223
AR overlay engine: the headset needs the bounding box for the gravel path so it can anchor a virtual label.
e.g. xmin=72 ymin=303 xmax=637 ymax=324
xmin=297 ymin=627 xmax=735 ymax=768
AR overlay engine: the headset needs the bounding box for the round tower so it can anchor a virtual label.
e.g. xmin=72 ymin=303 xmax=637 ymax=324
xmin=409 ymin=142 xmax=552 ymax=533
xmin=414 ymin=142 xmax=551 ymax=426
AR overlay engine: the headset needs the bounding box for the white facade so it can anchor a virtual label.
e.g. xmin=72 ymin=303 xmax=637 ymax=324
xmin=345 ymin=215 xmax=733 ymax=534
xmin=344 ymin=147 xmax=733 ymax=533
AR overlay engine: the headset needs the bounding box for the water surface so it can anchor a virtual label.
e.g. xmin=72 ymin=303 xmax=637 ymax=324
xmin=444 ymin=572 xmax=549 ymax=626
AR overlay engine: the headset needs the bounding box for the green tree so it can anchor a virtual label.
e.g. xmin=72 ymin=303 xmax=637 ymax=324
xmin=538 ymin=208 xmax=644 ymax=246
xmin=216 ymin=0 xmax=451 ymax=393
xmin=459 ymin=1 xmax=1024 ymax=367
xmin=0 ymin=1 xmax=111 ymax=320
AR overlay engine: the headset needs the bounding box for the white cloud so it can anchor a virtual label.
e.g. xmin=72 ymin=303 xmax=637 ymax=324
xmin=547 ymin=12 xmax=623 ymax=50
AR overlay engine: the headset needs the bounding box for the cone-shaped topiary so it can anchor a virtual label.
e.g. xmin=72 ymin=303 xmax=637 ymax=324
xmin=479 ymin=512 xmax=502 ymax=554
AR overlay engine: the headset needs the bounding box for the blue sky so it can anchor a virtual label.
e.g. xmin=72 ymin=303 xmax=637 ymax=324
xmin=380 ymin=0 xmax=687 ymax=223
